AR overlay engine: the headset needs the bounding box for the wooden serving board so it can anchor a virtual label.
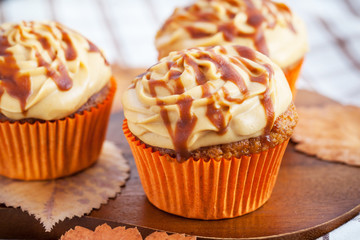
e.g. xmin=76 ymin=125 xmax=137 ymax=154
xmin=1 ymin=89 xmax=360 ymax=239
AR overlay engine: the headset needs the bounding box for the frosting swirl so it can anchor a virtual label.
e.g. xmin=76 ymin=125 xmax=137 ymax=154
xmin=0 ymin=21 xmax=111 ymax=120
xmin=155 ymin=0 xmax=308 ymax=69
xmin=122 ymin=45 xmax=292 ymax=160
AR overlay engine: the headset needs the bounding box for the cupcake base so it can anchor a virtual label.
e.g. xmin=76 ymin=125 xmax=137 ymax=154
xmin=123 ymin=120 xmax=289 ymax=220
xmin=283 ymin=58 xmax=304 ymax=97
xmin=0 ymin=78 xmax=116 ymax=180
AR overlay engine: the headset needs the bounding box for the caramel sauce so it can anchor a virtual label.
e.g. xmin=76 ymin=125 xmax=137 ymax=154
xmin=148 ymin=79 xmax=172 ymax=97
xmin=206 ymin=97 xmax=227 ymax=135
xmin=217 ymin=22 xmax=237 ymax=41
xmin=157 ymin=96 xmax=198 ymax=161
xmin=169 ymin=69 xmax=184 ymax=94
xmin=198 ymin=51 xmax=248 ymax=94
xmin=56 ymin=26 xmax=77 ymax=61
xmin=222 ymin=86 xmax=246 ymax=104
xmin=36 ymin=52 xmax=73 ymax=91
xmin=184 ymin=54 xmax=207 ymax=85
xmin=174 ymin=96 xmax=198 ymax=161
xmin=30 ymin=30 xmax=56 ymax=60
xmin=185 ymin=26 xmax=213 ymax=39
xmin=0 ymin=36 xmax=31 ymax=111
xmin=259 ymin=88 xmax=274 ymax=143
xmin=201 ymin=82 xmax=212 ymax=98
xmin=197 ymin=12 xmax=220 ymax=22
xmin=166 ymin=61 xmax=175 ymax=69
xmin=234 ymin=45 xmax=256 ymax=60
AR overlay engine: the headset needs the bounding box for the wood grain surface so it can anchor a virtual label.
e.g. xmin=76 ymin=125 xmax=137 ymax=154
xmin=0 ymin=81 xmax=359 ymax=239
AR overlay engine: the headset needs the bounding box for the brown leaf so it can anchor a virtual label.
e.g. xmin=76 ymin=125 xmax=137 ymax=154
xmin=0 ymin=141 xmax=130 ymax=232
xmin=61 ymin=224 xmax=142 ymax=240
xmin=291 ymin=105 xmax=360 ymax=166
xmin=145 ymin=232 xmax=197 ymax=240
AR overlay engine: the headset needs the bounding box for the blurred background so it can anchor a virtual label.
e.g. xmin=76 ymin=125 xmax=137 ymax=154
xmin=0 ymin=0 xmax=359 ymax=106
xmin=0 ymin=0 xmax=359 ymax=239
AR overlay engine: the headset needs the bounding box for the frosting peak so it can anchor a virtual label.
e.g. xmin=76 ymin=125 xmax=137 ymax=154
xmin=155 ymin=0 xmax=308 ymax=68
xmin=123 ymin=45 xmax=292 ymax=160
xmin=0 ymin=21 xmax=111 ymax=120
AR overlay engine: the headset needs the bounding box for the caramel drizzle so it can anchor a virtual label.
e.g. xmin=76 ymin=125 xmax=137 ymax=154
xmin=145 ymin=47 xmax=274 ymax=160
xmin=36 ymin=52 xmax=73 ymax=91
xmin=56 ymin=25 xmax=77 ymax=61
xmin=157 ymin=96 xmax=198 ymax=162
xmin=181 ymin=0 xmax=296 ymax=56
xmin=0 ymin=36 xmax=31 ymax=111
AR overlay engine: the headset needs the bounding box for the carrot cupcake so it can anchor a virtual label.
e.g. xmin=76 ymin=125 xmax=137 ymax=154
xmin=123 ymin=45 xmax=298 ymax=219
xmin=155 ymin=0 xmax=308 ymax=95
xmin=0 ymin=21 xmax=116 ymax=180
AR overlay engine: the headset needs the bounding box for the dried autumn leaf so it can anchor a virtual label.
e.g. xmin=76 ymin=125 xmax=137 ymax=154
xmin=145 ymin=232 xmax=197 ymax=240
xmin=291 ymin=105 xmax=360 ymax=166
xmin=61 ymin=224 xmax=142 ymax=240
xmin=0 ymin=141 xmax=130 ymax=232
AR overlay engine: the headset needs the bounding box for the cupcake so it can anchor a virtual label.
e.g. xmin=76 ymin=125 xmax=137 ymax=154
xmin=0 ymin=21 xmax=116 ymax=180
xmin=122 ymin=45 xmax=298 ymax=219
xmin=155 ymin=0 xmax=308 ymax=95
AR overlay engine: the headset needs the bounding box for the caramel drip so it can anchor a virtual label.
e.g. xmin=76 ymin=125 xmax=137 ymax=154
xmin=0 ymin=36 xmax=31 ymax=111
xmin=174 ymin=96 xmax=198 ymax=160
xmin=169 ymin=69 xmax=184 ymax=94
xmin=36 ymin=52 xmax=73 ymax=91
xmin=148 ymin=78 xmax=172 ymax=97
xmin=201 ymin=82 xmax=212 ymax=98
xmin=222 ymin=86 xmax=246 ymax=104
xmin=260 ymin=87 xmax=274 ymax=143
xmin=217 ymin=22 xmax=237 ymax=41
xmin=184 ymin=54 xmax=207 ymax=85
xmin=234 ymin=45 xmax=256 ymax=60
xmin=166 ymin=61 xmax=175 ymax=69
xmin=56 ymin=25 xmax=77 ymax=61
xmin=87 ymin=39 xmax=110 ymax=65
xmin=206 ymin=96 xmax=227 ymax=135
xmin=198 ymin=52 xmax=248 ymax=94
xmin=157 ymin=96 xmax=197 ymax=161
xmin=30 ymin=30 xmax=56 ymax=60
xmin=197 ymin=50 xmax=249 ymax=136
xmin=185 ymin=26 xmax=213 ymax=39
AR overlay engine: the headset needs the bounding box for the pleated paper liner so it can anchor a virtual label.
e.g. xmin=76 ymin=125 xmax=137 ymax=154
xmin=283 ymin=57 xmax=305 ymax=98
xmin=123 ymin=120 xmax=289 ymax=220
xmin=0 ymin=78 xmax=116 ymax=181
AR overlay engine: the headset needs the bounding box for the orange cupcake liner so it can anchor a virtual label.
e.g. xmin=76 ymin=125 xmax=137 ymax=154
xmin=283 ymin=57 xmax=304 ymax=98
xmin=0 ymin=78 xmax=116 ymax=180
xmin=123 ymin=120 xmax=289 ymax=219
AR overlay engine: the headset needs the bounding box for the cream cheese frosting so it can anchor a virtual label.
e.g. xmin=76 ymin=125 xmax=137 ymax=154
xmin=155 ymin=0 xmax=308 ymax=69
xmin=0 ymin=21 xmax=111 ymax=120
xmin=122 ymin=45 xmax=292 ymax=159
